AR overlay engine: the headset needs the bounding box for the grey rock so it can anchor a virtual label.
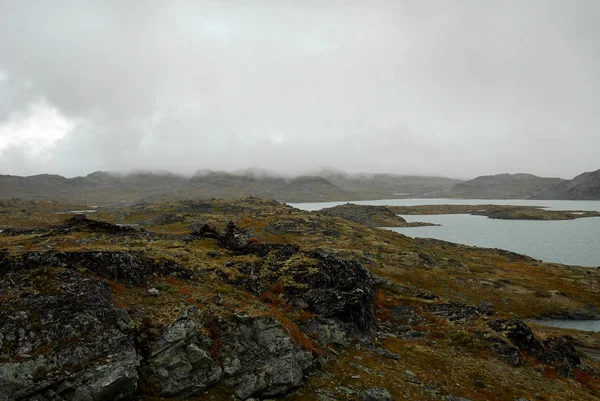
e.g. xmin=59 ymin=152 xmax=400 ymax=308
xmin=147 ymin=287 xmax=160 ymax=297
xmin=145 ymin=308 xmax=222 ymax=398
xmin=0 ymin=268 xmax=140 ymax=401
xmin=300 ymin=318 xmax=348 ymax=346
xmin=221 ymin=316 xmax=314 ymax=400
xmin=447 ymin=396 xmax=472 ymax=401
xmin=359 ymin=387 xmax=394 ymax=401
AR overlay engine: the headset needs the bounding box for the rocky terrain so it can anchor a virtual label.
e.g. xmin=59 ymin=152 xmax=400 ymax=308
xmin=1 ymin=197 xmax=600 ymax=400
xmin=387 ymin=205 xmax=600 ymax=221
xmin=319 ymin=204 xmax=436 ymax=227
xmin=531 ymin=169 xmax=600 ymax=200
xmin=447 ymin=174 xmax=565 ymax=199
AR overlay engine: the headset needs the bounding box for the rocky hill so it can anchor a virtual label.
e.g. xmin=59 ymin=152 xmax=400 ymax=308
xmin=0 ymin=170 xmax=464 ymax=204
xmin=530 ymin=168 xmax=600 ymax=200
xmin=1 ymin=197 xmax=600 ymax=400
xmin=448 ymin=173 xmax=565 ymax=199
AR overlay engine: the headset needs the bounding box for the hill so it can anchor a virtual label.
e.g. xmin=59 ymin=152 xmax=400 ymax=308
xmin=530 ymin=169 xmax=600 ymax=200
xmin=448 ymin=173 xmax=565 ymax=199
xmin=318 ymin=169 xmax=463 ymax=198
xmin=0 ymin=170 xmax=463 ymax=204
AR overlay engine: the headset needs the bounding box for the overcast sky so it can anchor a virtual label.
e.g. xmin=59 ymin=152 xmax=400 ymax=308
xmin=0 ymin=0 xmax=598 ymax=179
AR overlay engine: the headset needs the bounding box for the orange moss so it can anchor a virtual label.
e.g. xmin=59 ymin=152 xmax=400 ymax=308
xmin=296 ymin=310 xmax=314 ymax=322
xmin=106 ymin=280 xmax=126 ymax=293
xmin=260 ymin=291 xmax=286 ymax=306
xmin=270 ymin=282 xmax=286 ymax=294
xmin=574 ymin=368 xmax=598 ymax=389
xmin=114 ymin=299 xmax=127 ymax=308
xmin=185 ymin=297 xmax=205 ymax=308
xmin=268 ymin=305 xmax=321 ymax=354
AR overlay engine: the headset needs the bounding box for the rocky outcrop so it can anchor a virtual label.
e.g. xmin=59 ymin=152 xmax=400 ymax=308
xmin=0 ymin=268 xmax=140 ymax=401
xmin=4 ymin=250 xmax=189 ymax=286
xmin=208 ymin=222 xmax=380 ymax=337
xmin=218 ymin=221 xmax=253 ymax=252
xmin=319 ymin=203 xmax=408 ymax=227
xmin=289 ymin=250 xmax=378 ymax=335
xmin=144 ymin=308 xmax=222 ymax=398
xmin=488 ymin=319 xmax=584 ymax=377
xmin=220 ymin=314 xmax=315 ymax=400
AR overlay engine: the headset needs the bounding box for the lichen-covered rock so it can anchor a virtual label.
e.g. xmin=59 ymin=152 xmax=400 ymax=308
xmin=144 ymin=308 xmax=222 ymax=398
xmin=221 ymin=314 xmax=314 ymax=400
xmin=488 ymin=319 xmax=585 ymax=377
xmin=288 ymin=250 xmax=378 ymax=335
xmin=0 ymin=268 xmax=140 ymax=401
xmin=5 ymin=250 xmax=189 ymax=286
xmin=218 ymin=221 xmax=252 ymax=252
xmin=359 ymin=387 xmax=394 ymax=401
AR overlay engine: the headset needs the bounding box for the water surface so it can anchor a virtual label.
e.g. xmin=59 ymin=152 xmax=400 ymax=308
xmin=289 ymin=199 xmax=600 ymax=267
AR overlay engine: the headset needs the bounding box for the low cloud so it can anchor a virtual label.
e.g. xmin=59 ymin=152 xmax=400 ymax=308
xmin=0 ymin=1 xmax=599 ymax=179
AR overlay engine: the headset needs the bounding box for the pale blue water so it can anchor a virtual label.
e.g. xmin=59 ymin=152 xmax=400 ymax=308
xmin=289 ymin=199 xmax=600 ymax=267
xmin=531 ymin=320 xmax=600 ymax=332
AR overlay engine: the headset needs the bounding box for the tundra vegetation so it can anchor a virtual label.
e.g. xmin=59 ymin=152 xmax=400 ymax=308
xmin=1 ymin=197 xmax=600 ymax=401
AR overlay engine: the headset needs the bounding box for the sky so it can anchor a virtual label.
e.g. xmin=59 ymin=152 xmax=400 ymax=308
xmin=0 ymin=0 xmax=599 ymax=180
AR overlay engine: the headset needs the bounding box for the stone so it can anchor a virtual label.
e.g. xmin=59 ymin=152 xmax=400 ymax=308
xmin=359 ymin=387 xmax=394 ymax=401
xmin=147 ymin=288 xmax=160 ymax=297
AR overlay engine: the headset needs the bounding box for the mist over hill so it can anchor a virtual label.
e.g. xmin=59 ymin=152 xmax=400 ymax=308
xmin=448 ymin=173 xmax=565 ymax=199
xmin=0 ymin=169 xmax=464 ymax=204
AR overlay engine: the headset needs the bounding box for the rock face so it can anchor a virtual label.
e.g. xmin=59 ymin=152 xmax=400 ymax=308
xmin=319 ymin=203 xmax=408 ymax=227
xmin=145 ymin=308 xmax=222 ymax=398
xmin=0 ymin=268 xmax=140 ymax=401
xmin=221 ymin=315 xmax=314 ymax=400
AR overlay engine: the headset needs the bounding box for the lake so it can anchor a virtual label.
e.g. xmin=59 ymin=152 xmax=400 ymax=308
xmin=289 ymin=199 xmax=600 ymax=267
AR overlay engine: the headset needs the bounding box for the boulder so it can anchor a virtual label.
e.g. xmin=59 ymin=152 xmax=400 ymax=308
xmin=218 ymin=221 xmax=252 ymax=252
xmin=359 ymin=387 xmax=394 ymax=401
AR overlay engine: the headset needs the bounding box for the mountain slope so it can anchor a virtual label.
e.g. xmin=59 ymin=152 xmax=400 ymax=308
xmin=318 ymin=169 xmax=463 ymax=197
xmin=448 ymin=173 xmax=565 ymax=199
xmin=0 ymin=171 xmax=363 ymax=203
xmin=530 ymin=169 xmax=600 ymax=200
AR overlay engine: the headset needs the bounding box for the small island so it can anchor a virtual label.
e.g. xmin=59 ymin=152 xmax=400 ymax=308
xmin=387 ymin=204 xmax=600 ymax=221
xmin=318 ymin=203 xmax=438 ymax=227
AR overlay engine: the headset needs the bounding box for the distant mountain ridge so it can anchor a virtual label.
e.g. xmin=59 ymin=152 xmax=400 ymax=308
xmin=530 ymin=169 xmax=600 ymax=200
xmin=0 ymin=170 xmax=461 ymax=204
xmin=3 ymin=168 xmax=598 ymax=203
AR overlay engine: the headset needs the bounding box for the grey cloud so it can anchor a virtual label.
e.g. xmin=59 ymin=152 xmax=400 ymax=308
xmin=0 ymin=0 xmax=599 ymax=179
